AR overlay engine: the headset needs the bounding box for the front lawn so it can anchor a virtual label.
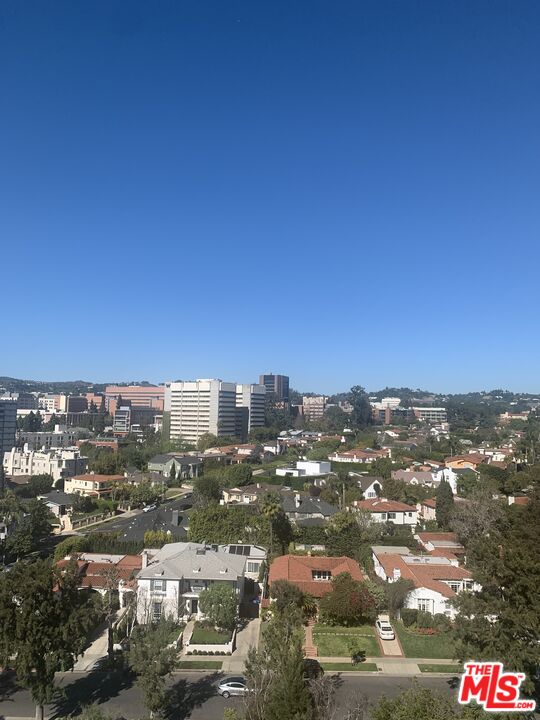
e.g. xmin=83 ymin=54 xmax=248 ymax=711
xmin=190 ymin=624 xmax=232 ymax=645
xmin=313 ymin=624 xmax=375 ymax=635
xmin=312 ymin=629 xmax=380 ymax=658
xmin=321 ymin=662 xmax=378 ymax=672
xmin=418 ymin=663 xmax=462 ymax=674
xmin=395 ymin=623 xmax=455 ymax=659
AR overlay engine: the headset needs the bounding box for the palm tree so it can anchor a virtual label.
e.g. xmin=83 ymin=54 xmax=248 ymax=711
xmin=260 ymin=492 xmax=281 ymax=553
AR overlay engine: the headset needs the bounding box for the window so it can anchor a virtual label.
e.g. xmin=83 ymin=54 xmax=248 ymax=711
xmin=247 ymin=562 xmax=260 ymax=574
xmin=151 ymin=579 xmax=167 ymax=592
xmin=448 ymin=582 xmax=460 ymax=593
xmin=152 ymin=601 xmax=162 ymax=621
xmin=417 ymin=598 xmax=431 ymax=612
xmin=387 ymin=512 xmax=396 ymax=520
xmin=380 ymin=513 xmax=387 ymax=520
xmin=312 ymin=570 xmax=331 ymax=581
xmin=463 ymin=580 xmax=474 ymax=590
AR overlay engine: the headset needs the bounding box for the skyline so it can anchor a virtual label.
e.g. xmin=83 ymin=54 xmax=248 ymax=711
xmin=2 ymin=1 xmax=539 ymax=393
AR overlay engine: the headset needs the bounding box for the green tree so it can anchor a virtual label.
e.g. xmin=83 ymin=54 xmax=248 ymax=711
xmin=371 ymin=681 xmax=456 ymax=720
xmin=226 ymin=463 xmax=253 ymax=486
xmin=270 ymin=579 xmax=305 ymax=613
xmin=193 ymin=473 xmax=222 ymax=507
xmin=260 ymin=492 xmax=282 ymax=553
xmin=386 ymin=578 xmax=414 ymax=618
xmin=319 ymin=573 xmax=376 ymax=626
xmin=449 ymin=491 xmax=506 ymax=546
xmin=199 ymin=583 xmax=237 ymax=630
xmin=0 ymin=559 xmax=101 ymax=720
xmin=244 ymin=605 xmax=312 ymax=720
xmin=15 ymin=474 xmax=54 ymax=498
xmin=349 ymin=386 xmax=372 ymax=429
xmin=128 ymin=618 xmax=179 ymax=718
xmin=169 ymin=463 xmax=177 ymax=482
xmin=197 ymin=433 xmax=219 ymax=451
xmin=435 ymin=479 xmax=453 ymax=529
xmin=6 ymin=498 xmax=52 ymax=559
xmin=453 ymin=493 xmax=540 ymax=691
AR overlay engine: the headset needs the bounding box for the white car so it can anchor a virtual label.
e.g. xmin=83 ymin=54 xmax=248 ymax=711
xmin=143 ymin=504 xmax=157 ymax=513
xmin=376 ymin=616 xmax=395 ymax=641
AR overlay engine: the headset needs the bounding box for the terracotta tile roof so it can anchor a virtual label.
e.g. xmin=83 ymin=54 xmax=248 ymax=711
xmin=511 ymin=496 xmax=530 ymax=506
xmin=421 ymin=498 xmax=437 ymax=508
xmin=416 ymin=532 xmax=459 ymax=543
xmin=375 ymin=552 xmax=472 ymax=598
xmin=269 ymin=555 xmax=364 ymax=598
xmin=71 ymin=474 xmax=124 ymax=485
xmin=354 ymin=498 xmax=415 ymax=513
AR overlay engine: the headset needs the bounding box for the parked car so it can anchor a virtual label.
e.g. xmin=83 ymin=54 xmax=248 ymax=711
xmin=376 ymin=615 xmax=395 ymax=640
xmin=143 ymin=504 xmax=157 ymax=513
xmin=217 ymin=677 xmax=249 ymax=698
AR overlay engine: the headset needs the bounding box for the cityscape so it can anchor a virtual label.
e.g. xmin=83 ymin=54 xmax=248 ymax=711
xmin=1 ymin=1 xmax=539 ymax=719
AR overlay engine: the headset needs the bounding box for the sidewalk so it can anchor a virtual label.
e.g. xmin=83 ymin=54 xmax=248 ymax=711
xmin=317 ymin=656 xmax=458 ymax=675
xmin=221 ymin=618 xmax=261 ymax=673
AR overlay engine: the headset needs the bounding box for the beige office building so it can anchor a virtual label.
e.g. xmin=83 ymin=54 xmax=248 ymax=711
xmin=165 ymin=379 xmax=237 ymax=444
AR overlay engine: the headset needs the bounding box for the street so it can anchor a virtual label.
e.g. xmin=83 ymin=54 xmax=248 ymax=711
xmin=83 ymin=495 xmax=193 ymax=542
xmin=0 ymin=669 xmax=461 ymax=719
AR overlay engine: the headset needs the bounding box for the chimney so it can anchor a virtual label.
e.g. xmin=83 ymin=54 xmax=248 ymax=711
xmin=172 ymin=510 xmax=180 ymax=526
xmin=142 ymin=551 xmax=148 ymax=569
xmin=294 ymin=493 xmax=300 ymax=508
xmin=393 ymin=568 xmax=401 ymax=581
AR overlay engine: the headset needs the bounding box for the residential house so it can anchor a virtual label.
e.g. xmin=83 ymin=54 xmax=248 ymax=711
xmin=372 ymin=546 xmax=477 ymax=619
xmin=328 ymin=447 xmax=391 ymax=463
xmin=147 ymin=454 xmax=202 ymax=479
xmin=392 ymin=469 xmax=439 ymax=488
xmin=64 ymin=473 xmax=125 ymax=498
xmin=351 ymin=475 xmax=383 ymax=498
xmin=221 ymin=483 xmax=277 ymax=506
xmin=352 ymin=498 xmax=417 ymax=526
xmin=216 ymin=544 xmax=267 ymax=581
xmin=268 ymin=554 xmax=364 ymax=598
xmin=417 ymin=498 xmax=437 ymax=522
xmin=56 ymin=552 xmax=142 ymax=608
xmin=444 ymin=454 xmax=487 ymax=471
xmin=136 ymin=542 xmax=247 ymax=622
xmin=281 ymin=493 xmax=339 ymax=525
xmin=276 ymin=460 xmax=331 ymax=478
xmin=37 ymin=490 xmax=76 ymax=518
xmin=415 ymin=531 xmax=465 ymax=560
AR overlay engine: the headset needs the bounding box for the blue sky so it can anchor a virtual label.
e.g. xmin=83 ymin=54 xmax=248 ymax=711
xmin=1 ymin=1 xmax=539 ymax=394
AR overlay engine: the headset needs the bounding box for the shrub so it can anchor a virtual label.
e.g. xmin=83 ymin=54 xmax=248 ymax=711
xmin=433 ymin=613 xmax=452 ymax=633
xmin=400 ymin=609 xmax=418 ymax=627
xmin=416 ymin=611 xmax=435 ymax=629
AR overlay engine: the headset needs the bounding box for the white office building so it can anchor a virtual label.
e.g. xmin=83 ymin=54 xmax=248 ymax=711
xmin=165 ymin=379 xmax=237 ymax=444
xmin=18 ymin=425 xmax=77 ymax=450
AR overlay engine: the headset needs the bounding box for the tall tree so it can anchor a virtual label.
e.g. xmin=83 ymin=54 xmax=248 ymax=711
xmin=0 ymin=559 xmax=101 ymax=720
xmin=453 ymin=493 xmax=540 ymax=692
xmin=349 ymin=386 xmax=372 ymax=429
xmin=318 ymin=573 xmax=376 ymax=626
xmin=199 ymin=583 xmax=237 ymax=630
xmin=259 ymin=492 xmax=281 ymax=553
xmin=435 ymin=479 xmax=453 ymax=529
xmin=128 ymin=619 xmax=179 ymax=719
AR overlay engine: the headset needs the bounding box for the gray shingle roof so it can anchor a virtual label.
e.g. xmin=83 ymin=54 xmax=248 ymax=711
xmin=138 ymin=543 xmax=246 ymax=581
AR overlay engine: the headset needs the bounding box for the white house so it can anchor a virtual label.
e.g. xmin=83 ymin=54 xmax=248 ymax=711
xmin=372 ymin=547 xmax=478 ymax=619
xmin=276 ymin=460 xmax=331 ymax=478
xmin=216 ymin=544 xmax=267 ymax=580
xmin=351 ymin=474 xmax=383 ymax=498
xmin=353 ymin=498 xmax=417 ymax=526
xmin=136 ymin=543 xmax=247 ymax=623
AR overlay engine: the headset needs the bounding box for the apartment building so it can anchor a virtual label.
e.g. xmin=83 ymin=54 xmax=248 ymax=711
xmin=259 ymin=374 xmax=289 ymax=402
xmin=412 ymin=407 xmax=447 ymax=423
xmin=165 ymin=379 xmax=237 ymax=444
xmin=18 ymin=425 xmax=77 ymax=450
xmin=105 ymin=385 xmax=165 ymax=413
xmin=0 ymin=400 xmax=17 ymax=460
xmin=0 ymin=392 xmax=37 ymax=410
xmin=3 ymin=446 xmax=88 ymax=481
xmin=302 ymin=396 xmax=327 ymax=422
xmin=113 ymin=406 xmax=131 ymax=435
xmin=235 ymin=383 xmax=266 ymax=441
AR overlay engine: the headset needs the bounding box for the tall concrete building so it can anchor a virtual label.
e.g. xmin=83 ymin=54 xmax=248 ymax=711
xmin=235 ymin=384 xmax=266 ymax=441
xmin=164 ymin=380 xmax=237 ymax=444
xmin=259 ymin=374 xmax=289 ymax=402
xmin=303 ymin=395 xmax=327 ymax=422
xmin=0 ymin=399 xmax=17 ymax=461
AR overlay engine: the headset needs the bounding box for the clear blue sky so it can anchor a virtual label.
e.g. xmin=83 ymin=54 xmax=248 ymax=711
xmin=1 ymin=1 xmax=539 ymax=394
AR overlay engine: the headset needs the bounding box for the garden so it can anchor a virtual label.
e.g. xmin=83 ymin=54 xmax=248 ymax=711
xmin=312 ymin=625 xmax=381 ymax=658
xmin=190 ymin=622 xmax=232 ymax=645
xmin=395 ymin=609 xmax=456 ymax=659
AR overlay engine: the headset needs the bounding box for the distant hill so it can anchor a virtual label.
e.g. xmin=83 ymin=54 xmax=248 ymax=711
xmin=0 ymin=377 xmax=107 ymax=394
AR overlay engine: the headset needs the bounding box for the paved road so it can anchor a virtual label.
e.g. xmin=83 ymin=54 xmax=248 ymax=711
xmin=0 ymin=670 xmax=460 ymax=719
xmin=83 ymin=495 xmax=193 ymax=541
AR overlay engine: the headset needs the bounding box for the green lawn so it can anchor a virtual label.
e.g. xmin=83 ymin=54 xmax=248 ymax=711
xmin=418 ymin=664 xmax=462 ymax=674
xmin=314 ymin=624 xmax=375 ymax=635
xmin=178 ymin=660 xmax=223 ymax=669
xmin=321 ymin=662 xmax=378 ymax=672
xmin=395 ymin=623 xmax=455 ymax=659
xmin=313 ymin=632 xmax=380 ymax=657
xmin=190 ymin=625 xmax=232 ymax=645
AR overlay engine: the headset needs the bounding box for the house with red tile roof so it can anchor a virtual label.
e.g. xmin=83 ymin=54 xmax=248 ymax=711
xmin=56 ymin=552 xmax=142 ymax=607
xmin=372 ymin=546 xmax=478 ymax=619
xmin=415 ymin=531 xmax=465 ymax=559
xmin=352 ymin=498 xmax=418 ymax=526
xmin=328 ymin=447 xmax=391 ymax=463
xmin=416 ymin=497 xmax=437 ymax=521
xmin=268 ymin=554 xmax=364 ymax=598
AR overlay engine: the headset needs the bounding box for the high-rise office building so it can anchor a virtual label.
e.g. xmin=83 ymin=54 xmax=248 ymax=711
xmin=235 ymin=384 xmax=266 ymax=441
xmin=0 ymin=399 xmax=17 ymax=461
xmin=164 ymin=379 xmax=237 ymax=444
xmin=302 ymin=395 xmax=327 ymax=422
xmin=259 ymin=374 xmax=289 ymax=402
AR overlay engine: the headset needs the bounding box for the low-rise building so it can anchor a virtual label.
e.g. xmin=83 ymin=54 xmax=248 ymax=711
xmin=18 ymin=425 xmax=78 ymax=450
xmin=281 ymin=493 xmax=339 ymax=524
xmin=276 ymin=460 xmax=331 ymax=478
xmin=221 ymin=483 xmax=277 ymax=505
xmin=352 ymin=475 xmax=383 ymax=498
xmin=64 ymin=473 xmax=125 ymax=498
xmin=372 ymin=546 xmax=476 ymax=619
xmin=268 ymin=554 xmax=364 ymax=598
xmin=416 ymin=497 xmax=437 ymax=521
xmin=329 ymin=447 xmax=391 ymax=463
xmin=352 ymin=498 xmax=417 ymax=526
xmin=147 ymin=454 xmax=202 ymax=479
xmin=415 ymin=531 xmax=465 ymax=559
xmin=136 ymin=542 xmax=247 ymax=622
xmin=3 ymin=445 xmax=88 ymax=482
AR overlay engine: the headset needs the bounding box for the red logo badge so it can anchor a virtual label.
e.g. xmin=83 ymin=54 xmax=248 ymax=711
xmin=458 ymin=662 xmax=536 ymax=712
